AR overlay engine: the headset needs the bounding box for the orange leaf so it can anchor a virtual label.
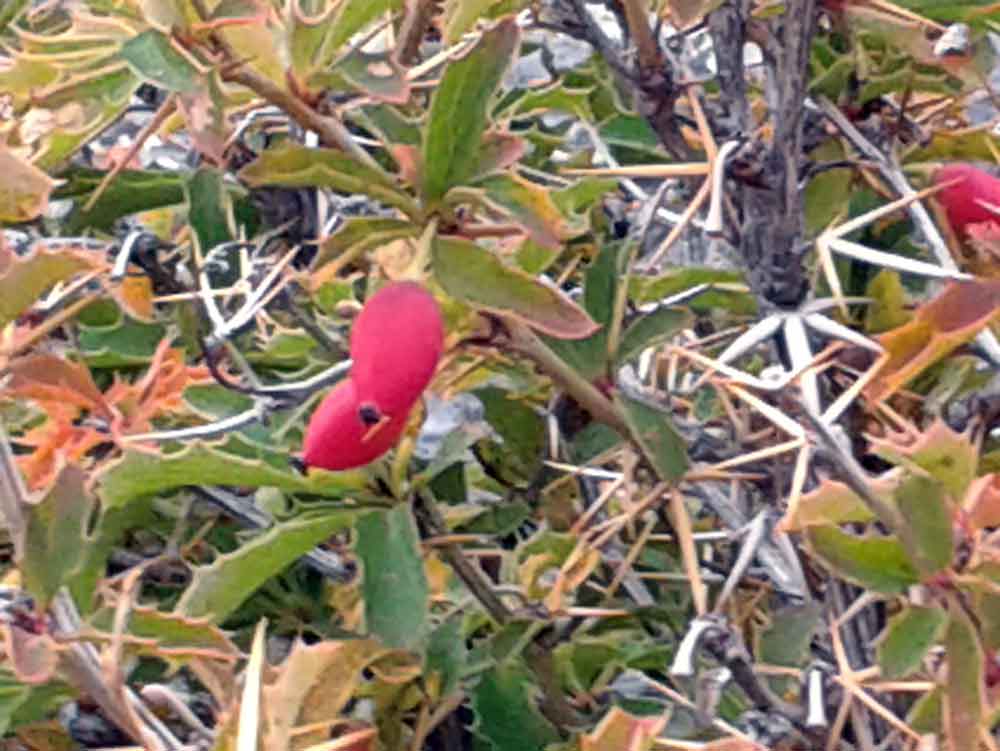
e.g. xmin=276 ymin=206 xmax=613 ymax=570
xmin=5 ymin=353 xmax=112 ymax=417
xmin=15 ymin=418 xmax=105 ymax=490
xmin=580 ymin=707 xmax=668 ymax=751
xmin=112 ymin=269 xmax=155 ymax=322
xmin=865 ymin=280 xmax=1000 ymax=402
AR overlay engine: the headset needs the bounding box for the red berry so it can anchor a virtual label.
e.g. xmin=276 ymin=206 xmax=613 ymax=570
xmin=349 ymin=282 xmax=444 ymax=417
xmin=302 ymin=378 xmax=410 ymax=471
xmin=933 ymin=164 xmax=1000 ymax=238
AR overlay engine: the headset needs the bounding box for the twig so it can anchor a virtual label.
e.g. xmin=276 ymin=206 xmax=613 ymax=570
xmin=503 ymin=318 xmax=629 ymax=436
xmin=414 ymin=492 xmax=510 ymax=624
xmin=619 ymin=0 xmax=661 ymax=72
xmin=222 ymin=67 xmax=384 ymax=174
xmin=83 ymin=94 xmax=177 ymax=212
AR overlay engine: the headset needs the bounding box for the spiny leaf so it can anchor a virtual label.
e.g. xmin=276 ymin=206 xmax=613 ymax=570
xmin=477 ymin=174 xmax=584 ymax=250
xmin=870 ymin=420 xmax=978 ymax=500
xmin=263 ymin=638 xmax=386 ymax=751
xmin=97 ymin=439 xmax=365 ymax=509
xmin=176 ymin=510 xmax=360 ymax=623
xmin=0 ymin=246 xmax=96 ymax=329
xmin=945 ymin=602 xmax=984 ymax=751
xmin=581 ymin=706 xmax=668 ymax=751
xmin=893 ymin=474 xmax=954 ymax=577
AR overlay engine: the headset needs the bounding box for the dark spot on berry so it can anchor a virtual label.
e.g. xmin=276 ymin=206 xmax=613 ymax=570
xmin=358 ymin=403 xmax=382 ymax=426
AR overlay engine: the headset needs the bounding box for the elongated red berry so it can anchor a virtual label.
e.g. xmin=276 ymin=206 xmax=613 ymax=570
xmin=350 ymin=282 xmax=444 ymax=417
xmin=302 ymin=378 xmax=410 ymax=471
xmin=933 ymin=164 xmax=1000 ymax=237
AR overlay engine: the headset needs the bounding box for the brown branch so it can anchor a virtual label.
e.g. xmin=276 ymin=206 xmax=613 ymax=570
xmin=222 ymin=66 xmax=384 ymax=173
xmin=619 ymin=0 xmax=660 ymax=72
xmin=503 ymin=317 xmax=629 ymax=436
xmin=395 ymin=0 xmax=436 ymax=66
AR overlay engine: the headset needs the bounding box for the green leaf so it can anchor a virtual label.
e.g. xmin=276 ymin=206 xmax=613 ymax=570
xmin=433 ymin=235 xmax=599 ymax=339
xmin=893 ymin=474 xmax=954 ymax=577
xmin=97 ymin=439 xmax=365 ymax=509
xmin=0 ymin=248 xmax=94 ymax=329
xmin=945 ymin=605 xmax=984 ymax=751
xmin=185 ymin=166 xmax=233 ymax=254
xmin=22 ymin=466 xmax=94 ymax=608
xmin=78 ymin=316 xmax=167 ymax=368
xmin=176 ymin=510 xmax=359 ymax=623
xmin=471 ymin=660 xmax=559 ymax=751
xmin=443 ymin=0 xmax=530 ymax=43
xmin=356 ymin=505 xmax=429 ymax=652
xmin=183 ymin=384 xmax=255 ymax=419
xmin=326 ymin=0 xmax=402 ymax=52
xmin=757 ymin=602 xmax=822 ymax=668
xmin=55 ymin=168 xmax=186 ymax=233
xmin=238 ymin=143 xmax=418 ymax=217
xmin=0 ymin=673 xmax=70 ymax=738
xmin=477 ymin=174 xmax=583 ymax=250
xmin=631 ymin=267 xmax=756 ymax=316
xmin=313 ymin=217 xmax=419 ymax=271
xmin=616 ymin=392 xmax=688 ymax=483
xmin=121 ymin=30 xmax=201 ymax=93
xmin=783 ymin=479 xmax=880 ymax=531
xmin=617 ymin=307 xmax=692 ymax=363
xmin=806 ymin=526 xmax=919 ymax=594
xmin=543 ymin=242 xmax=618 ymax=380
xmin=877 ymin=605 xmax=948 ymax=679
xmin=907 ymin=686 xmax=942 ymax=734
xmin=0 ymin=0 xmax=29 ymax=35
xmin=422 ymin=18 xmax=520 ymax=203
xmin=426 ymin=619 xmax=467 ymax=698
xmin=473 ymin=386 xmax=545 ymax=487
xmin=864 ymin=270 xmax=910 ymax=334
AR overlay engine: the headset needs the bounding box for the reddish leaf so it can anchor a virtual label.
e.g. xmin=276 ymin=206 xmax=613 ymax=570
xmin=963 ymin=474 xmax=1000 ymax=530
xmin=14 ymin=409 xmax=106 ymax=490
xmin=868 ymin=420 xmax=977 ymax=499
xmin=2 ymin=624 xmax=57 ymax=685
xmin=178 ymin=80 xmax=228 ymax=164
xmin=865 ymin=280 xmax=1000 ymax=402
xmin=6 ymin=354 xmax=111 ymax=417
